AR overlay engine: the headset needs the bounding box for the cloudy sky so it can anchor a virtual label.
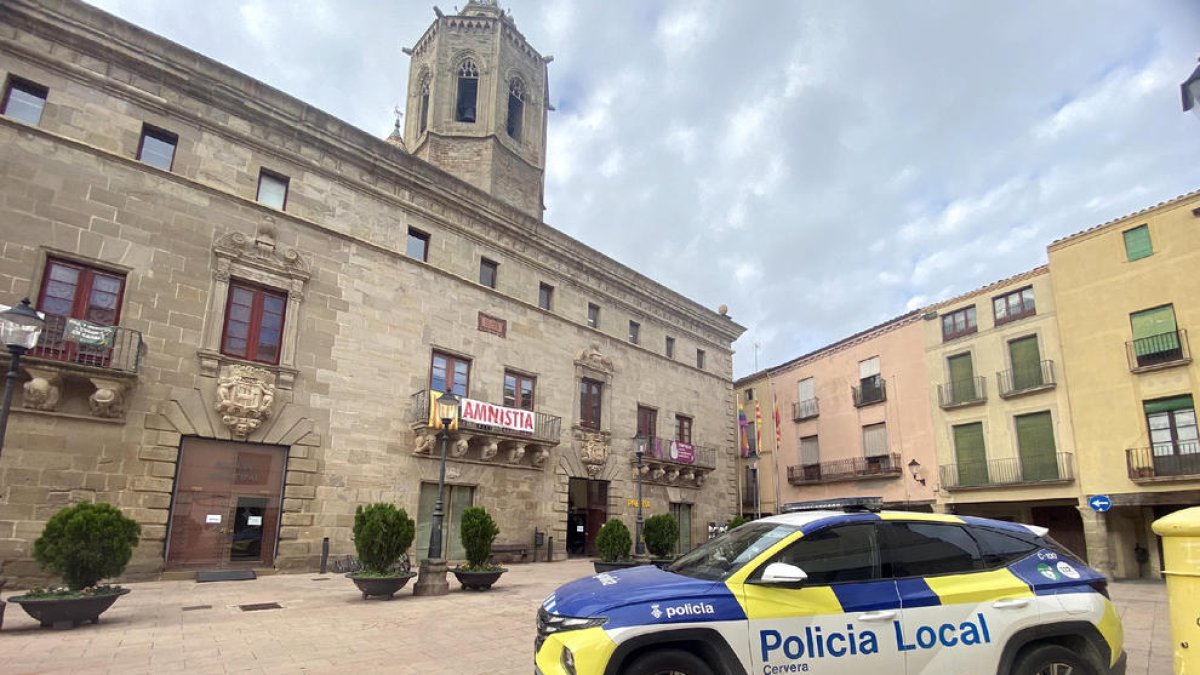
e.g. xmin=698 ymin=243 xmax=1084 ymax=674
xmin=86 ymin=0 xmax=1200 ymax=378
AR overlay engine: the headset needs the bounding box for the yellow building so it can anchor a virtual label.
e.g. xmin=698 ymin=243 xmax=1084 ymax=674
xmin=733 ymin=382 xmax=780 ymax=518
xmin=922 ymin=266 xmax=1086 ymax=558
xmin=1049 ymin=190 xmax=1200 ymax=579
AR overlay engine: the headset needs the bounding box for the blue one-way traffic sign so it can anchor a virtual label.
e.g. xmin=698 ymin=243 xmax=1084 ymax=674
xmin=1088 ymin=495 xmax=1112 ymax=512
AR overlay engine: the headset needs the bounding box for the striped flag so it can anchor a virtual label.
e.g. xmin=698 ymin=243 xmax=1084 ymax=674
xmin=737 ymin=395 xmax=751 ymax=458
xmin=754 ymin=399 xmax=763 ymax=457
xmin=773 ymin=388 xmax=782 ymax=450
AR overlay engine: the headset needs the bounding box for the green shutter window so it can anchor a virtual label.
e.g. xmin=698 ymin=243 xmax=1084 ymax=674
xmin=1008 ymin=335 xmax=1043 ymax=390
xmin=1130 ymin=305 xmax=1180 ymax=358
xmin=1123 ymin=225 xmax=1152 ymax=261
xmin=953 ymin=422 xmax=988 ymax=486
xmin=1015 ymin=411 xmax=1058 ymax=481
xmin=947 ymin=353 xmax=976 ymax=403
xmin=1143 ymin=395 xmax=1195 ymax=415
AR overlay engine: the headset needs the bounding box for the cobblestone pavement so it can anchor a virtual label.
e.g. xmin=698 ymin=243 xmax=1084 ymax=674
xmin=0 ymin=561 xmax=1173 ymax=674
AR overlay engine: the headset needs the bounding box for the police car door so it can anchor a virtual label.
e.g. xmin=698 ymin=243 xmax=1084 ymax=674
xmin=879 ymin=519 xmax=1037 ymax=674
xmin=741 ymin=523 xmax=902 ymax=675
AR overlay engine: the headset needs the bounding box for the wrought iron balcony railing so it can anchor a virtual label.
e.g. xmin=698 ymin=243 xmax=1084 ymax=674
xmin=409 ymin=389 xmax=562 ymax=445
xmin=937 ymin=376 xmax=987 ymax=408
xmin=792 ymin=398 xmax=819 ymax=421
xmin=28 ymin=312 xmax=143 ymax=374
xmin=852 ymin=378 xmax=887 ymax=407
xmin=1126 ymin=330 xmax=1191 ymax=371
xmin=786 ymin=452 xmax=902 ymax=484
xmin=1126 ymin=445 xmax=1200 ymax=481
xmin=641 ymin=436 xmax=717 ymax=469
xmin=939 ymin=452 xmax=1073 ymax=489
xmin=997 ymin=360 xmax=1055 ymax=398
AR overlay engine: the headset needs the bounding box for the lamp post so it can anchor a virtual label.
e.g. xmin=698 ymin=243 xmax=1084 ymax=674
xmin=633 ymin=432 xmax=647 ymax=557
xmin=413 ymin=388 xmax=459 ymax=597
xmin=907 ymin=459 xmax=926 ymax=487
xmin=0 ymin=297 xmax=45 ymax=628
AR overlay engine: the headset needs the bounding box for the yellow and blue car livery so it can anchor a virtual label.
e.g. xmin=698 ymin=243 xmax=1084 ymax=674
xmin=535 ymin=509 xmax=1125 ymax=675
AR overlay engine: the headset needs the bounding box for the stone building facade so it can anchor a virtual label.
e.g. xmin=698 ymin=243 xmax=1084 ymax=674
xmin=0 ymin=0 xmax=744 ymax=585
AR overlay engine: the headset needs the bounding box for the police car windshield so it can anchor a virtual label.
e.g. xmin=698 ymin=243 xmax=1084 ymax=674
xmin=667 ymin=523 xmax=798 ymax=581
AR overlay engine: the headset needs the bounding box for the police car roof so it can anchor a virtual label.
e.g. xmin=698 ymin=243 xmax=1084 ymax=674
xmin=754 ymin=510 xmax=1049 ymax=538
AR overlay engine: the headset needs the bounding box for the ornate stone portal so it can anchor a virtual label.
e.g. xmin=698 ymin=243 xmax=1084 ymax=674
xmin=215 ymin=364 xmax=276 ymax=437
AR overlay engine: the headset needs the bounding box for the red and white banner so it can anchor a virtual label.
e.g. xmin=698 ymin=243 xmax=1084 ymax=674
xmin=459 ymin=398 xmax=536 ymax=434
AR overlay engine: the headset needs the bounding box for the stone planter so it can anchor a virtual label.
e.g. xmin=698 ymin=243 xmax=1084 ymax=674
xmin=451 ymin=567 xmax=507 ymax=591
xmin=592 ymin=560 xmax=643 ymax=574
xmin=346 ymin=572 xmax=417 ymax=599
xmin=8 ymin=588 xmax=130 ymax=629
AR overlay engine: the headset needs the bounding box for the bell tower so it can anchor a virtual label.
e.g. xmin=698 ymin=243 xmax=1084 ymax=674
xmin=403 ymin=1 xmax=551 ymax=219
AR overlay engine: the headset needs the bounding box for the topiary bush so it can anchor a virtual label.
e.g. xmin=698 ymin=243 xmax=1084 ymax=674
xmin=32 ymin=502 xmax=141 ymax=591
xmin=460 ymin=506 xmax=500 ymax=570
xmin=596 ymin=518 xmax=632 ymax=562
xmin=352 ymin=503 xmax=415 ymax=575
xmin=643 ymin=513 xmax=679 ymax=558
xmin=728 ymin=515 xmax=750 ymax=530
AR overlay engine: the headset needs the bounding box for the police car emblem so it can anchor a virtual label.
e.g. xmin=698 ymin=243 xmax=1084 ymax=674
xmin=650 ymin=604 xmax=663 ymax=619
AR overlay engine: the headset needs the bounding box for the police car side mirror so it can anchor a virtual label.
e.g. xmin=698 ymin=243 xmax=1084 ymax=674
xmin=754 ymin=562 xmax=808 ymax=586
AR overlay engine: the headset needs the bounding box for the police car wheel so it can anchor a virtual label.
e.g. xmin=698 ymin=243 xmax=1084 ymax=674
xmin=624 ymin=648 xmax=714 ymax=675
xmin=1012 ymin=643 xmax=1095 ymax=675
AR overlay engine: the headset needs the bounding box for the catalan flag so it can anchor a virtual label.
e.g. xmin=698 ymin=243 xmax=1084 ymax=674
xmin=772 ymin=387 xmax=782 ymax=450
xmin=737 ymin=395 xmax=750 ymax=458
xmin=754 ymin=399 xmax=763 ymax=457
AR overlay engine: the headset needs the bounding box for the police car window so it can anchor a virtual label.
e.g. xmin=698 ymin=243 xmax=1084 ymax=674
xmin=880 ymin=522 xmax=982 ymax=578
xmin=755 ymin=523 xmax=878 ymax=585
xmin=668 ymin=523 xmax=797 ymax=581
xmin=971 ymin=527 xmax=1040 ymax=567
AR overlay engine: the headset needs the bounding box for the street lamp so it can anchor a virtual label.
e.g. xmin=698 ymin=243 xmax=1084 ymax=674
xmin=1182 ymin=57 xmax=1200 ymax=116
xmin=633 ymin=432 xmax=647 ymax=557
xmin=413 ymin=387 xmax=459 ymax=597
xmin=0 ymin=298 xmax=45 ymax=457
xmin=907 ymin=459 xmax=926 ymax=487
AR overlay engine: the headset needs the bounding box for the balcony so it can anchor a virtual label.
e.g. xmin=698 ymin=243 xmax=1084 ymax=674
xmin=631 ymin=436 xmax=716 ymax=488
xmin=939 ymin=452 xmax=1074 ymax=490
xmin=29 ymin=313 xmax=143 ymax=374
xmin=997 ymin=360 xmax=1055 ymax=398
xmin=787 ymin=452 xmax=902 ymax=484
xmin=409 ymin=389 xmax=561 ymax=469
xmin=937 ymin=376 xmax=987 ymax=409
xmin=1126 ymin=445 xmax=1200 ymax=481
xmin=852 ymin=378 xmax=887 ymax=407
xmin=792 ymin=397 xmax=819 ymax=421
xmin=1127 ymin=330 xmax=1191 ymax=372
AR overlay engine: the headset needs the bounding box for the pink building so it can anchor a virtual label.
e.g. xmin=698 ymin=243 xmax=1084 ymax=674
xmin=736 ymin=312 xmax=938 ymax=512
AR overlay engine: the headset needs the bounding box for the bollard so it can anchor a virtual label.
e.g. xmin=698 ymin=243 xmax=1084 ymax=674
xmin=320 ymin=537 xmax=330 ymax=574
xmin=546 ymin=536 xmax=553 ymax=562
xmin=1152 ymin=506 xmax=1200 ymax=675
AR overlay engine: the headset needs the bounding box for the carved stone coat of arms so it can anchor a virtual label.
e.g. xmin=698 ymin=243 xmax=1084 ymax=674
xmin=215 ymin=364 xmax=276 ymax=437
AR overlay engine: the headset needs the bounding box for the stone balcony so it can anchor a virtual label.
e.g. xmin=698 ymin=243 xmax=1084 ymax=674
xmin=628 ymin=436 xmax=716 ymax=488
xmin=408 ymin=389 xmax=562 ymax=470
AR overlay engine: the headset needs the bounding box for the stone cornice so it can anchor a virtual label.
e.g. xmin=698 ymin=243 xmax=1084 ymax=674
xmin=4 ymin=0 xmax=744 ymax=349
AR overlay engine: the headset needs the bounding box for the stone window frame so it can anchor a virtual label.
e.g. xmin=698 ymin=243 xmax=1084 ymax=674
xmin=199 ymin=228 xmax=310 ymax=389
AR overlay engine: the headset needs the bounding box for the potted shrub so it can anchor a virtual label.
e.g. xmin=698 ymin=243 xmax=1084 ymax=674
xmin=346 ymin=503 xmax=416 ymax=599
xmin=728 ymin=515 xmax=750 ymax=530
xmin=451 ymin=506 xmax=506 ymax=590
xmin=8 ymin=502 xmax=141 ymax=629
xmin=593 ymin=518 xmax=639 ymax=573
xmin=644 ymin=513 xmax=679 ymax=568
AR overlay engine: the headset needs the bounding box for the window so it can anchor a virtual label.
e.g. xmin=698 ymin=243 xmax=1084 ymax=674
xmin=503 ymin=371 xmax=535 ymax=411
xmin=745 ymin=388 xmax=754 ymax=401
xmin=1130 ymin=305 xmax=1182 ymax=367
xmin=993 ymin=286 xmax=1035 ymax=324
xmin=479 ymin=258 xmax=498 ymax=288
xmin=455 ymin=58 xmax=479 ymax=123
xmin=880 ymin=522 xmax=981 ymax=578
xmin=221 ymin=281 xmax=286 ymax=365
xmin=972 ymin=527 xmax=1039 ymax=568
xmin=1007 ymin=334 xmax=1045 ymax=391
xmin=941 ymin=305 xmax=977 ymax=341
xmin=35 ymin=258 xmax=126 ymax=365
xmin=1014 ymin=411 xmax=1059 ymax=481
xmin=862 ymin=422 xmax=889 ymax=457
xmin=2 ymin=75 xmax=48 ymax=125
xmin=137 ymin=124 xmax=177 ymax=171
xmin=1143 ymin=396 xmax=1199 ymax=476
xmin=538 ymin=283 xmax=553 ymax=311
xmin=665 ymin=336 xmax=675 ymax=359
xmin=628 ymin=320 xmax=640 ymax=344
xmin=637 ymin=405 xmax=657 ymax=439
xmin=696 ymin=349 xmax=706 ymax=369
xmin=257 ymin=170 xmax=289 ymax=210
xmin=431 ymin=351 xmax=470 ymax=397
xmin=418 ymin=72 xmax=430 ymax=134
xmin=580 ymin=378 xmax=603 ymax=429
xmin=945 ymin=352 xmax=979 ymax=404
xmin=856 ymin=356 xmax=884 ymax=405
xmin=587 ymin=303 xmax=600 ymax=329
xmin=406 ymin=228 xmax=430 ymax=261
xmin=799 ymin=436 xmax=820 ymax=477
xmin=506 ymin=78 xmax=525 ymax=141
xmin=759 ymin=524 xmax=878 ymax=585
xmin=676 ymin=414 xmax=693 ymax=444
xmin=952 ymin=422 xmax=988 ymax=487
xmin=1123 ymin=224 xmax=1152 ymax=261
xmin=796 ymin=377 xmax=817 ymax=418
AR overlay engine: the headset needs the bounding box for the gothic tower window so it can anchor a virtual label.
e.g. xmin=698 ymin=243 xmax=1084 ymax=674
xmin=456 ymin=58 xmax=479 ymax=123
xmin=506 ymin=78 xmax=525 ymax=141
xmin=418 ymin=72 xmax=431 ymax=133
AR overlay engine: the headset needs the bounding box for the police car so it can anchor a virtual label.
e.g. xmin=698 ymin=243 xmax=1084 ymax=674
xmin=535 ymin=508 xmax=1125 ymax=675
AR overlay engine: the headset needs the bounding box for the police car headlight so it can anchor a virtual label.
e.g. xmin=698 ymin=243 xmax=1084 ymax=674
xmin=560 ymin=646 xmax=576 ymax=675
xmin=537 ymin=608 xmax=608 ymax=638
